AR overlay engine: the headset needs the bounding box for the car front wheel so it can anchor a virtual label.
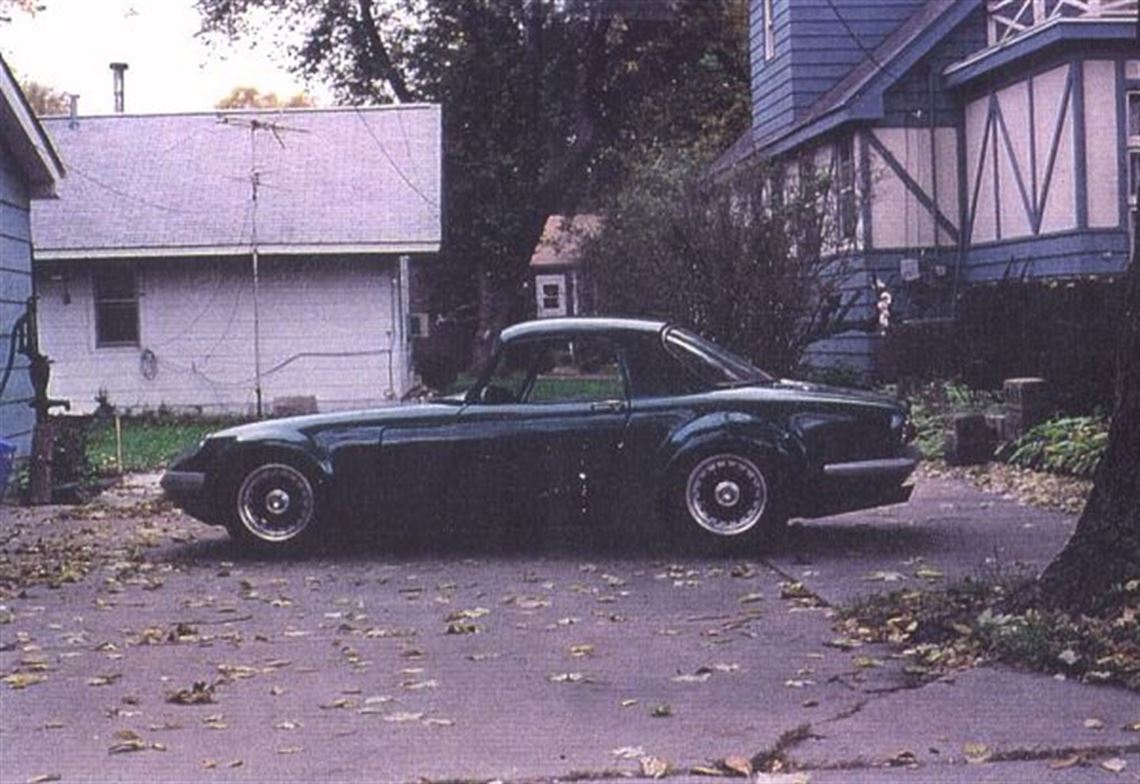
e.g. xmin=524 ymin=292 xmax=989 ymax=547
xmin=228 ymin=462 xmax=320 ymax=549
xmin=674 ymin=451 xmax=787 ymax=547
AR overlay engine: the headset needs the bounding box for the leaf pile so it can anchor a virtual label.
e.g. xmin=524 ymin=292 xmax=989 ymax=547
xmin=840 ymin=577 xmax=1140 ymax=690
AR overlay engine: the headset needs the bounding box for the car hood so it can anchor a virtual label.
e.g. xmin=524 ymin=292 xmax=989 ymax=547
xmin=210 ymin=401 xmax=465 ymax=441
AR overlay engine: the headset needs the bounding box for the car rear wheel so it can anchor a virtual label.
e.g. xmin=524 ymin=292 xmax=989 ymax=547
xmin=228 ymin=462 xmax=320 ymax=549
xmin=673 ymin=451 xmax=787 ymax=549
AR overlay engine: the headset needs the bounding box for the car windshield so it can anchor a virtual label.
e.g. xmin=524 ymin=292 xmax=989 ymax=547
xmin=663 ymin=328 xmax=774 ymax=387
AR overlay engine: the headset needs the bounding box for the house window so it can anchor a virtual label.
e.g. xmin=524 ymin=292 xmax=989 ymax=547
xmin=836 ymin=135 xmax=857 ymax=240
xmin=93 ymin=265 xmax=139 ymax=347
xmin=1128 ymin=91 xmax=1140 ymax=206
xmin=408 ymin=312 xmax=430 ymax=339
xmin=535 ymin=273 xmax=567 ymax=318
xmin=763 ymin=0 xmax=775 ymax=61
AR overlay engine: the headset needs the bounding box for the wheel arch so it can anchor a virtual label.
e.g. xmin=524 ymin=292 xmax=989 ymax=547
xmin=658 ymin=411 xmax=809 ymax=482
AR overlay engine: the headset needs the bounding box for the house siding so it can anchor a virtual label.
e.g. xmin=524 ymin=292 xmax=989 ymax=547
xmin=751 ymin=0 xmax=927 ymax=139
xmin=0 ymin=141 xmax=35 ymax=455
xmin=36 ymin=255 xmax=411 ymax=415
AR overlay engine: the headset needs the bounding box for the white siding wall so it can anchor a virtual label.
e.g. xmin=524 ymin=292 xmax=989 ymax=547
xmin=868 ymin=127 xmax=959 ymax=249
xmin=1084 ymin=60 xmax=1120 ymax=229
xmin=36 ymin=255 xmax=408 ymax=415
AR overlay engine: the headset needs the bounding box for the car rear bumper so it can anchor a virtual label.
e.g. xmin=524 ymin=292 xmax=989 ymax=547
xmin=798 ymin=447 xmax=919 ymax=519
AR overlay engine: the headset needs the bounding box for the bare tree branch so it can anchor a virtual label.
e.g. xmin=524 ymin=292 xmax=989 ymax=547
xmin=358 ymin=0 xmax=414 ymax=102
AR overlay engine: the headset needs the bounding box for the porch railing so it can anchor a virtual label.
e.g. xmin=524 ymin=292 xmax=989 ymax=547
xmin=986 ymin=0 xmax=1138 ymax=46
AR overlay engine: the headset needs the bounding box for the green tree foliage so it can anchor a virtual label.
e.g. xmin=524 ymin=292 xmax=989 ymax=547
xmin=578 ymin=148 xmax=856 ymax=376
xmin=20 ymin=80 xmax=69 ymax=116
xmin=194 ymin=0 xmax=750 ymax=364
xmin=215 ymin=86 xmax=315 ymax=109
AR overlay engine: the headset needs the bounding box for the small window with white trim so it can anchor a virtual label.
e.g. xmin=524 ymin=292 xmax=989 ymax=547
xmin=535 ymin=273 xmax=567 ymax=318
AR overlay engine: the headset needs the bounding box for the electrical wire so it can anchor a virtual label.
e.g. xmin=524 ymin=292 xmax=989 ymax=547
xmin=353 ymin=107 xmax=440 ymax=209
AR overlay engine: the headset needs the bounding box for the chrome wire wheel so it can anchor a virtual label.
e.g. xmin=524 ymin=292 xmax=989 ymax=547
xmin=236 ymin=463 xmax=316 ymax=544
xmin=684 ymin=453 xmax=768 ymax=536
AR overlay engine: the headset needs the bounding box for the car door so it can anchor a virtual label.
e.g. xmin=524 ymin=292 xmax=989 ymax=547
xmin=456 ymin=334 xmax=630 ymax=523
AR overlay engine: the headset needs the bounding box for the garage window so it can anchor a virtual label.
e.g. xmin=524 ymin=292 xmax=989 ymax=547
xmin=94 ymin=265 xmax=139 ymax=347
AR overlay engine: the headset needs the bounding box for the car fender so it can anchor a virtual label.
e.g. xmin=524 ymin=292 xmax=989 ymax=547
xmin=659 ymin=411 xmax=809 ymax=485
xmin=222 ymin=434 xmax=334 ymax=490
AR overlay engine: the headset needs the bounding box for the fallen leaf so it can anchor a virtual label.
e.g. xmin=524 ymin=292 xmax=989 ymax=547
xmin=611 ymin=746 xmax=646 ymax=760
xmin=2 ymin=673 xmax=46 ymax=689
xmin=108 ymin=739 xmax=147 ymax=755
xmin=382 ymin=711 xmax=424 ymax=723
xmin=887 ymin=750 xmax=917 ymax=767
xmin=620 ymin=698 xmax=638 ymax=708
xmin=1083 ymin=718 xmax=1105 ymax=730
xmin=964 ymin=742 xmax=992 ymax=764
xmin=722 ymin=754 xmax=752 ymax=776
xmin=640 ymin=756 xmax=670 ymax=779
xmin=651 ymin=704 xmax=673 ymax=718
xmin=1048 ymin=753 xmax=1085 ymax=770
xmin=673 ymin=672 xmax=712 ymax=683
xmin=548 ymin=672 xmax=585 ymax=683
xmin=166 ymin=681 xmax=215 ymax=705
xmin=27 ymin=774 xmax=62 ymax=783
xmin=863 ymin=571 xmax=906 ymax=583
xmin=569 ymin=644 xmax=595 ymax=657
xmin=1101 ymin=758 xmax=1127 ymax=773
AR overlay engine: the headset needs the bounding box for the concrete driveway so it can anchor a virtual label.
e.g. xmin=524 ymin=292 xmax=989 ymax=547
xmin=1 ymin=474 xmax=1136 ymax=783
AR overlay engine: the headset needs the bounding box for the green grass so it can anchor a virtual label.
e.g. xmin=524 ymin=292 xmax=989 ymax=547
xmin=87 ymin=418 xmax=231 ymax=474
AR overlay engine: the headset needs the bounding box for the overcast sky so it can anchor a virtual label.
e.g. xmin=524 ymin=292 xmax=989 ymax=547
xmin=1 ymin=0 xmax=325 ymax=115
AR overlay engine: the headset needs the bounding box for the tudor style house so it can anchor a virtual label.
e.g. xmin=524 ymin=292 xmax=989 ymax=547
xmin=31 ymin=105 xmax=441 ymax=415
xmin=1 ymin=55 xmax=63 ymax=458
xmin=714 ymin=0 xmax=1138 ymax=374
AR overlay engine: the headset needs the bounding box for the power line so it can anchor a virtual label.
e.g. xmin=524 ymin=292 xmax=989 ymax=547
xmin=353 ymin=107 xmax=440 ymax=210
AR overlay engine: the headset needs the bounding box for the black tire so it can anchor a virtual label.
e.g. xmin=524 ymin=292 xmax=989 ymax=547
xmin=225 ymin=460 xmax=322 ymax=551
xmin=669 ymin=450 xmax=788 ymax=551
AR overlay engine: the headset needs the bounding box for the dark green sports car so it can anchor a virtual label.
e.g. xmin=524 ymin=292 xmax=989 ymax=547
xmin=162 ymin=317 xmax=918 ymax=551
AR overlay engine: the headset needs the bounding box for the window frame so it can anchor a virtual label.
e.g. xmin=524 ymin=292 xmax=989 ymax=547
xmin=1127 ymin=91 xmax=1140 ymax=206
xmin=763 ymin=0 xmax=775 ymax=61
xmin=535 ymin=273 xmax=568 ymax=318
xmin=92 ymin=264 xmax=140 ymax=348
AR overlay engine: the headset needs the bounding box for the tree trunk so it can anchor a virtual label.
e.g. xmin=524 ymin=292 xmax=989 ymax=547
xmin=1037 ymin=208 xmax=1140 ymax=614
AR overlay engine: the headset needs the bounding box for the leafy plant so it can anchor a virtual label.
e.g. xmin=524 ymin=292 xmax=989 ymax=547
xmin=998 ymin=415 xmax=1109 ymax=478
xmin=889 ymin=380 xmax=1003 ymax=459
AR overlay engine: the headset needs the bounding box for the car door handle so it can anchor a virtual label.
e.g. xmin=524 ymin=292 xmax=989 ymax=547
xmin=589 ymin=400 xmax=625 ymax=413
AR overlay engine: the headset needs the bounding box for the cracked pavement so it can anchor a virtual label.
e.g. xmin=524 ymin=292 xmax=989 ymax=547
xmin=1 ymin=474 xmax=1137 ymax=783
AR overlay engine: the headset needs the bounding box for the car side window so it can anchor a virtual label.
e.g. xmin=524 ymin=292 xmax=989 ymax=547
xmin=524 ymin=337 xmax=625 ymax=404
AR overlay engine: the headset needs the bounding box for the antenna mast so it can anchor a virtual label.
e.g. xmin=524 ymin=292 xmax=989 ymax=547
xmin=217 ymin=115 xmax=308 ymax=419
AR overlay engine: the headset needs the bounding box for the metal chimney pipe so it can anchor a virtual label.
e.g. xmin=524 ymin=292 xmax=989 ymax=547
xmin=68 ymin=94 xmax=79 ymax=128
xmin=109 ymin=62 xmax=128 ymax=113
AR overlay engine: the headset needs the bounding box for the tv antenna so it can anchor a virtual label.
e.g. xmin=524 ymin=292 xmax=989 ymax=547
xmin=217 ymin=114 xmax=309 ymax=418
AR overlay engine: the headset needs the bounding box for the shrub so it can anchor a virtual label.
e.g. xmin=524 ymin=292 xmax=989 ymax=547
xmin=998 ymin=415 xmax=1109 ymax=478
xmin=895 ymin=380 xmax=1003 ymax=459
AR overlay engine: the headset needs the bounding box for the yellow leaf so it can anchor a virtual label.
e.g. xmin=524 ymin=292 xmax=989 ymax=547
xmin=722 ymin=754 xmax=752 ymax=776
xmin=964 ymin=742 xmax=992 ymax=763
xmin=3 ymin=673 xmax=47 ymax=689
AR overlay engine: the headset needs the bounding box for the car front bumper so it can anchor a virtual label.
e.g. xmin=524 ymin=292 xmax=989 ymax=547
xmin=161 ymin=470 xmax=217 ymax=524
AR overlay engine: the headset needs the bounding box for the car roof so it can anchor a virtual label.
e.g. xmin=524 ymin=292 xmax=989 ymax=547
xmin=498 ymin=317 xmax=669 ymax=344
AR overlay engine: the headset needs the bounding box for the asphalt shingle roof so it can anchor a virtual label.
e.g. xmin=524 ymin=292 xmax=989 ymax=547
xmin=32 ymin=105 xmax=441 ymax=258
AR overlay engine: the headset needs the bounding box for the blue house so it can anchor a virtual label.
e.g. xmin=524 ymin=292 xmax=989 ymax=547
xmin=714 ymin=0 xmax=1138 ymax=375
xmin=1 ymin=55 xmax=63 ymax=458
